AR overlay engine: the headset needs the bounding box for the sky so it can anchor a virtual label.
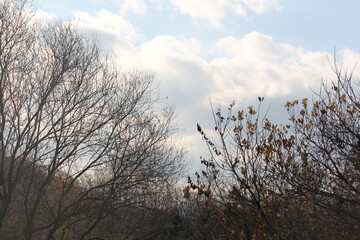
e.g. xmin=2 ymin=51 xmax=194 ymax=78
xmin=37 ymin=0 xmax=360 ymax=170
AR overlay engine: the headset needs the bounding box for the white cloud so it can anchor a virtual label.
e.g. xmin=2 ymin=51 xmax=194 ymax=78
xmin=169 ymin=0 xmax=246 ymax=28
xmin=61 ymin=14 xmax=344 ymax=113
xmin=243 ymin=0 xmax=281 ymax=14
xmin=339 ymin=48 xmax=360 ymax=78
xmin=150 ymin=0 xmax=166 ymax=10
xmin=71 ymin=9 xmax=138 ymax=51
xmin=107 ymin=32 xmax=340 ymax=144
xmin=167 ymin=0 xmax=280 ymax=28
xmin=99 ymin=30 xmax=339 ymax=110
xmin=31 ymin=9 xmax=57 ymax=26
xmin=137 ymin=36 xmax=212 ymax=107
xmin=120 ymin=0 xmax=147 ymax=15
xmin=210 ymin=32 xmax=333 ymax=102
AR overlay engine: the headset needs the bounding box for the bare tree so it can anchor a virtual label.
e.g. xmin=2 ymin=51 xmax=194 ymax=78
xmin=0 ymin=0 xmax=184 ymax=239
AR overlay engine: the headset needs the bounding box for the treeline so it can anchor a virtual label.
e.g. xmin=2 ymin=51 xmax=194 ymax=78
xmin=0 ymin=0 xmax=359 ymax=239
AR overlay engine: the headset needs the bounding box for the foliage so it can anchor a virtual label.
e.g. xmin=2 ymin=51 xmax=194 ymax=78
xmin=186 ymin=64 xmax=360 ymax=239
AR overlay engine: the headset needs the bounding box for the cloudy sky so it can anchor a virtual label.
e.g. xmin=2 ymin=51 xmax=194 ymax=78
xmin=38 ymin=0 xmax=360 ymax=168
